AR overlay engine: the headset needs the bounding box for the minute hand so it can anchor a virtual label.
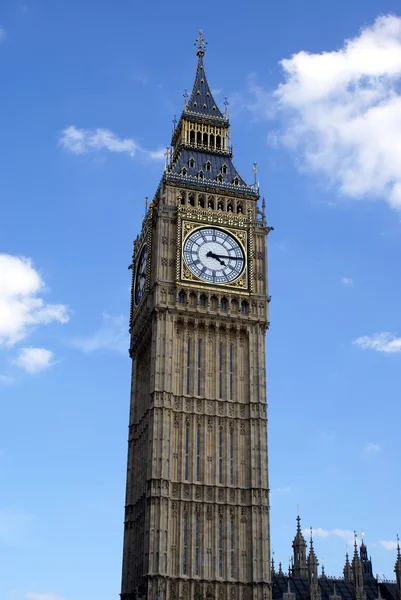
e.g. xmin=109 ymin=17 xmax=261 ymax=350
xmin=213 ymin=253 xmax=244 ymax=261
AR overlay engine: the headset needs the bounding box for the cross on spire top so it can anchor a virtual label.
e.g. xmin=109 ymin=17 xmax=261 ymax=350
xmin=195 ymin=29 xmax=207 ymax=56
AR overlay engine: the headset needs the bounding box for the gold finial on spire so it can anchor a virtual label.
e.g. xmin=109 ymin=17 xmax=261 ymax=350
xmin=224 ymin=96 xmax=229 ymax=119
xmin=164 ymin=146 xmax=170 ymax=172
xmin=253 ymin=161 xmax=258 ymax=188
xmin=183 ymin=89 xmax=188 ymax=109
xmin=145 ymin=196 xmax=149 ymax=214
xmin=195 ymin=29 xmax=207 ymax=56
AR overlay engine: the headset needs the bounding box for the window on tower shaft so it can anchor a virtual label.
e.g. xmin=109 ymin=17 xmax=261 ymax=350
xmin=219 ymin=427 xmax=223 ymax=484
xmin=183 ymin=515 xmax=188 ymax=575
xmin=185 ymin=421 xmax=190 ymax=480
xmin=219 ymin=342 xmax=223 ymax=399
xmin=230 ymin=519 xmax=235 ymax=577
xmin=186 ymin=339 xmax=191 ymax=395
xmin=229 ymin=343 xmax=233 ymax=400
xmin=197 ymin=339 xmax=202 ymax=396
xmin=196 ymin=423 xmax=201 ymax=481
xmin=218 ymin=518 xmax=223 ymax=577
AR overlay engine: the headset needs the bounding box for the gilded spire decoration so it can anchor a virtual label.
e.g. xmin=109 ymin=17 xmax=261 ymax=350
xmin=195 ymin=29 xmax=207 ymax=57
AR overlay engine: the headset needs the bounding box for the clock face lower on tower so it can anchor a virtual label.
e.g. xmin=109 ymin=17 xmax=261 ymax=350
xmin=134 ymin=244 xmax=148 ymax=306
xmin=183 ymin=227 xmax=245 ymax=284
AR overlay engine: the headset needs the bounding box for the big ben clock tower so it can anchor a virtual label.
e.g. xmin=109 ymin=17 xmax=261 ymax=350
xmin=121 ymin=32 xmax=272 ymax=600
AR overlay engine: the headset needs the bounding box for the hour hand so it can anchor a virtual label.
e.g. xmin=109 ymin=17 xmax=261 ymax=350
xmin=206 ymin=251 xmax=226 ymax=266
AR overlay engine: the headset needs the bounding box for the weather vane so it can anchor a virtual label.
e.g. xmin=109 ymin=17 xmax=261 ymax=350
xmin=195 ymin=29 xmax=207 ymax=55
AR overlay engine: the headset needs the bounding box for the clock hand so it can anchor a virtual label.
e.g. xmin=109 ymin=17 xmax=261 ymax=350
xmin=206 ymin=251 xmax=226 ymax=266
xmin=213 ymin=253 xmax=244 ymax=262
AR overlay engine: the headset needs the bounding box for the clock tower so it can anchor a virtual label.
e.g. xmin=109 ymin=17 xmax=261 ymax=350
xmin=121 ymin=32 xmax=272 ymax=600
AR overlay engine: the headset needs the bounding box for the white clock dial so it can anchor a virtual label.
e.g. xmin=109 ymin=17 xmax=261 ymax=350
xmin=183 ymin=227 xmax=245 ymax=284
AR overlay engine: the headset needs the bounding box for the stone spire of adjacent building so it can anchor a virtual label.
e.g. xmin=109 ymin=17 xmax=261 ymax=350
xmin=359 ymin=533 xmax=374 ymax=580
xmin=292 ymin=515 xmax=308 ymax=578
xmin=394 ymin=534 xmax=401 ymax=599
xmin=344 ymin=550 xmax=353 ymax=581
xmin=271 ymin=552 xmax=276 ymax=577
xmin=307 ymin=529 xmax=321 ymax=600
xmin=352 ymin=533 xmax=367 ymax=600
xmin=307 ymin=529 xmax=319 ymax=584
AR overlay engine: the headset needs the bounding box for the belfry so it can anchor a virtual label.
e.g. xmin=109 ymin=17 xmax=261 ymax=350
xmin=121 ymin=32 xmax=272 ymax=600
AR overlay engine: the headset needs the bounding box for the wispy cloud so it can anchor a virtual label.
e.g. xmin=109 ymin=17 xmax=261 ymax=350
xmin=0 ymin=254 xmax=69 ymax=347
xmin=364 ymin=442 xmax=381 ymax=454
xmin=59 ymin=125 xmax=164 ymax=162
xmin=353 ymin=332 xmax=401 ymax=353
xmin=341 ymin=277 xmax=354 ymax=286
xmin=70 ymin=313 xmax=127 ymax=354
xmin=380 ymin=540 xmax=398 ymax=551
xmin=271 ymin=486 xmax=291 ymax=495
xmin=303 ymin=527 xmax=355 ymax=544
xmin=13 ymin=347 xmax=56 ymax=374
xmin=0 ymin=374 xmax=14 ymax=386
xmin=26 ymin=594 xmax=66 ymax=600
xmin=249 ymin=15 xmax=401 ymax=210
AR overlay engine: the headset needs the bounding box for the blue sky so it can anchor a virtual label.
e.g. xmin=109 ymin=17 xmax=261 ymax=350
xmin=1 ymin=1 xmax=401 ymax=599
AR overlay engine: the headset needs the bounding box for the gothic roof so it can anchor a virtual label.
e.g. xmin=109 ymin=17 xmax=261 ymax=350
xmin=166 ymin=148 xmax=254 ymax=195
xmin=272 ymin=576 xmax=398 ymax=600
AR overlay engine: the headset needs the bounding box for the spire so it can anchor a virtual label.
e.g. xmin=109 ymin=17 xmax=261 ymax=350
xmin=185 ymin=30 xmax=224 ymax=119
xmin=344 ymin=550 xmax=352 ymax=581
xmin=271 ymin=552 xmax=276 ymax=577
xmin=395 ymin=535 xmax=401 ymax=597
xmin=359 ymin=532 xmax=373 ymax=580
xmin=292 ymin=514 xmax=308 ymax=578
xmin=307 ymin=528 xmax=319 ymax=585
xmin=352 ymin=532 xmax=366 ymax=599
xmin=278 ymin=562 xmax=284 ymax=576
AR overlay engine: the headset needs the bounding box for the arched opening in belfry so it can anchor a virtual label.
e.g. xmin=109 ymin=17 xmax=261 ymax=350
xmin=208 ymin=197 xmax=215 ymax=209
xmin=203 ymin=133 xmax=208 ymax=146
xmin=189 ymin=193 xmax=195 ymax=206
xmin=196 ymin=131 xmax=202 ymax=145
xmin=216 ymin=135 xmax=221 ymax=149
xmin=190 ymin=130 xmax=195 ymax=144
xmin=210 ymin=134 xmax=215 ymax=147
xmin=237 ymin=202 xmax=243 ymax=214
xmin=198 ymin=195 xmax=205 ymax=208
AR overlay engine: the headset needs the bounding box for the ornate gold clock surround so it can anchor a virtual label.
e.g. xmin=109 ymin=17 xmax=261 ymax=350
xmin=176 ymin=203 xmax=254 ymax=294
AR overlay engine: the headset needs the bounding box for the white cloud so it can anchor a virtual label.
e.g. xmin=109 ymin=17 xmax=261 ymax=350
xmin=380 ymin=540 xmax=398 ymax=551
xmin=13 ymin=347 xmax=55 ymax=374
xmin=59 ymin=125 xmax=164 ymax=161
xmin=271 ymin=486 xmax=291 ymax=495
xmin=303 ymin=527 xmax=355 ymax=543
xmin=70 ymin=313 xmax=127 ymax=354
xmin=364 ymin=442 xmax=382 ymax=454
xmin=341 ymin=277 xmax=354 ymax=286
xmin=26 ymin=594 xmax=65 ymax=600
xmin=265 ymin=14 xmax=401 ymax=210
xmin=0 ymin=374 xmax=14 ymax=386
xmin=353 ymin=332 xmax=401 ymax=353
xmin=0 ymin=254 xmax=69 ymax=346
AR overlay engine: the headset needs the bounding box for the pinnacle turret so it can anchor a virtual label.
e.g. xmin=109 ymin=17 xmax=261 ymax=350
xmin=344 ymin=551 xmax=353 ymax=581
xmin=307 ymin=528 xmax=319 ymax=584
xmin=395 ymin=535 xmax=401 ymax=598
xmin=292 ymin=515 xmax=308 ymax=578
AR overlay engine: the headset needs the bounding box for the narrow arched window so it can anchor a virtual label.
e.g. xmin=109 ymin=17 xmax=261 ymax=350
xmin=216 ymin=135 xmax=221 ymax=149
xmin=222 ymin=164 xmax=228 ymax=174
xmin=196 ymin=423 xmax=201 ymax=481
xmin=190 ymin=130 xmax=195 ymax=144
xmin=199 ymin=294 xmax=207 ymax=307
xmin=185 ymin=420 xmax=190 ymax=480
xmin=230 ymin=519 xmax=235 ymax=577
xmin=210 ymin=134 xmax=215 ymax=147
xmin=183 ymin=515 xmax=188 ymax=575
xmin=219 ymin=342 xmax=223 ymax=399
xmin=219 ymin=428 xmax=223 ymax=484
xmin=241 ymin=300 xmax=249 ymax=314
xmin=205 ymin=161 xmax=211 ymax=172
xmin=221 ymin=297 xmax=228 ymax=310
xmin=186 ymin=339 xmax=191 ymax=395
xmin=229 ymin=343 xmax=233 ymax=400
xmin=230 ymin=429 xmax=234 ymax=485
xmin=197 ymin=339 xmax=202 ymax=396
xmin=198 ymin=195 xmax=205 ymax=208
xmin=203 ymin=133 xmax=208 ymax=145
xmin=189 ymin=158 xmax=195 ymax=168
xmin=196 ymin=131 xmax=202 ymax=144
xmin=218 ymin=518 xmax=223 ymax=577
xmin=178 ymin=291 xmax=186 ymax=304
xmin=195 ymin=517 xmax=200 ymax=575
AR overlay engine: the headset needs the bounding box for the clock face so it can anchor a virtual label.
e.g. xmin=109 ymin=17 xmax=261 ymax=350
xmin=183 ymin=227 xmax=245 ymax=284
xmin=134 ymin=244 xmax=148 ymax=306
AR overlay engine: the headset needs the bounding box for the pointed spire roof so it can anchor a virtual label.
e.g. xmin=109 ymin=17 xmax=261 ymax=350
xmin=343 ymin=550 xmax=352 ymax=581
xmin=184 ymin=30 xmax=225 ymax=120
xmin=395 ymin=534 xmax=401 ymax=573
xmin=307 ymin=528 xmax=319 ymax=569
